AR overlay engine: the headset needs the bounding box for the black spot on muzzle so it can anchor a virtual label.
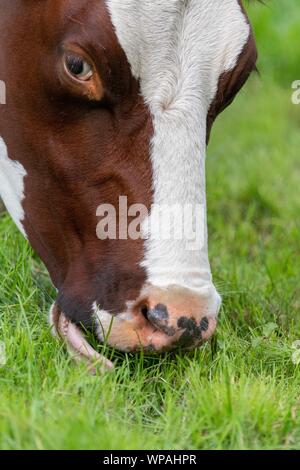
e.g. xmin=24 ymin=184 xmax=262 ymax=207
xmin=177 ymin=316 xmax=209 ymax=348
xmin=143 ymin=303 xmax=176 ymax=337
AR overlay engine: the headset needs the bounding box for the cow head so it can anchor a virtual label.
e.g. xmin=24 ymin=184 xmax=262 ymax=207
xmin=0 ymin=0 xmax=257 ymax=368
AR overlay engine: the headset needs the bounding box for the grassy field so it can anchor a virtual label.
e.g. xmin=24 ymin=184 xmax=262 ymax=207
xmin=0 ymin=0 xmax=300 ymax=450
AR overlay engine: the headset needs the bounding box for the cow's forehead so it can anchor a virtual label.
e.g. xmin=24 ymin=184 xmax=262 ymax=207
xmin=107 ymin=0 xmax=250 ymax=106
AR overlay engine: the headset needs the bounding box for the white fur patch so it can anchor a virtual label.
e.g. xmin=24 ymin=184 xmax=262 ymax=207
xmin=93 ymin=303 xmax=115 ymax=341
xmin=49 ymin=303 xmax=58 ymax=337
xmin=107 ymin=0 xmax=249 ymax=300
xmin=0 ymin=137 xmax=27 ymax=237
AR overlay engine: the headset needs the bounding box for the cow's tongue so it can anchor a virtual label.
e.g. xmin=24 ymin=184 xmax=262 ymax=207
xmin=52 ymin=305 xmax=114 ymax=373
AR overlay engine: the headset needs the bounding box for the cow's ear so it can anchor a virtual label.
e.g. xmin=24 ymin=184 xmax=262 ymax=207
xmin=206 ymin=31 xmax=257 ymax=145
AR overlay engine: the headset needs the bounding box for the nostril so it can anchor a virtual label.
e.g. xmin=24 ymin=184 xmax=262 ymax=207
xmin=146 ymin=304 xmax=170 ymax=329
xmin=141 ymin=305 xmax=149 ymax=320
xmin=146 ymin=304 xmax=175 ymax=337
xmin=141 ymin=303 xmax=169 ymax=324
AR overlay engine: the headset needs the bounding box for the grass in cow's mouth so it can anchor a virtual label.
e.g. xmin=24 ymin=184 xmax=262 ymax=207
xmin=0 ymin=0 xmax=300 ymax=450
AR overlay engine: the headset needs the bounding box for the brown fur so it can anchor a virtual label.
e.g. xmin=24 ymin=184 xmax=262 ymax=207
xmin=0 ymin=0 xmax=153 ymax=328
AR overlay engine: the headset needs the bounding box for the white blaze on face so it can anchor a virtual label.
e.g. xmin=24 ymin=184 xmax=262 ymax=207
xmin=0 ymin=137 xmax=27 ymax=237
xmin=107 ymin=0 xmax=249 ymax=299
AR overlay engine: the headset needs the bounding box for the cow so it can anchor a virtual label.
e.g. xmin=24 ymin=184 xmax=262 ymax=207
xmin=0 ymin=0 xmax=257 ymax=371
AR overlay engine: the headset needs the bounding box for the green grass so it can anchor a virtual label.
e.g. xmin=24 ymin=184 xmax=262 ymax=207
xmin=0 ymin=0 xmax=300 ymax=450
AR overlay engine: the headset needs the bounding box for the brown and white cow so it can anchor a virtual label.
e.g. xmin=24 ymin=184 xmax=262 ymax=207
xmin=0 ymin=0 xmax=257 ymax=371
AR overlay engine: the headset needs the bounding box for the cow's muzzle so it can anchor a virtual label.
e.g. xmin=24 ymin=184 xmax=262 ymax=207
xmin=50 ymin=283 xmax=220 ymax=372
xmin=94 ymin=283 xmax=220 ymax=353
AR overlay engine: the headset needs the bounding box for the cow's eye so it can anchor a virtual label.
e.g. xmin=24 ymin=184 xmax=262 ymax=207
xmin=64 ymin=53 xmax=93 ymax=81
